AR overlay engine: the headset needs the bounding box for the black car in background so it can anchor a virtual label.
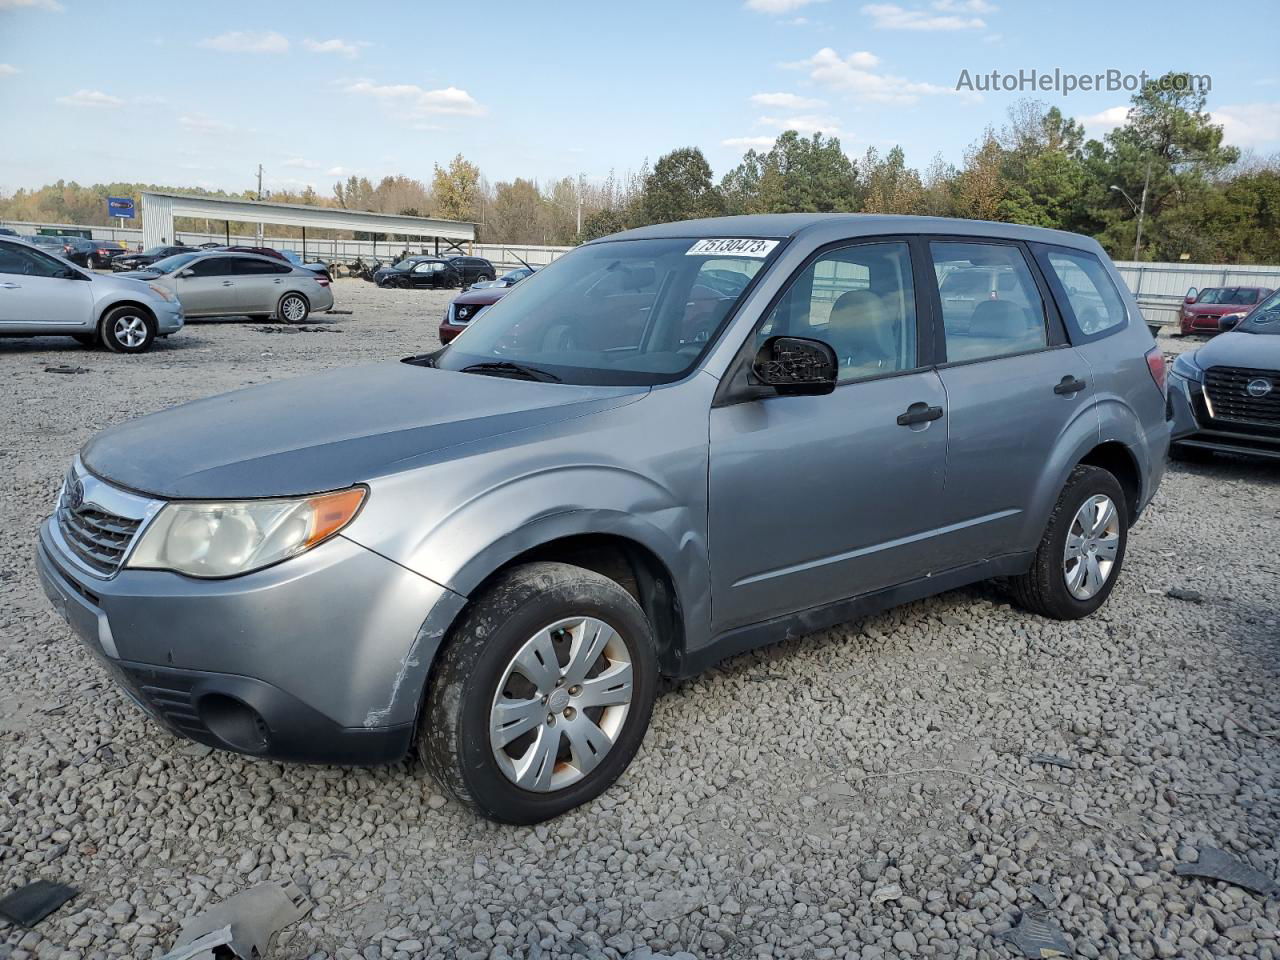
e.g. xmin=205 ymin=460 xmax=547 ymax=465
xmin=446 ymin=255 xmax=495 ymax=286
xmin=62 ymin=238 xmax=129 ymax=269
xmin=380 ymin=257 xmax=463 ymax=289
xmin=111 ymin=244 xmax=197 ymax=271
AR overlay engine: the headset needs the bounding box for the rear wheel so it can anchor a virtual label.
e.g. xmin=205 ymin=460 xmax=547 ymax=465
xmin=1009 ymin=465 xmax=1128 ymax=620
xmin=419 ymin=562 xmax=658 ymax=824
xmin=277 ymin=293 xmax=309 ymax=323
xmin=99 ymin=306 xmax=156 ymax=354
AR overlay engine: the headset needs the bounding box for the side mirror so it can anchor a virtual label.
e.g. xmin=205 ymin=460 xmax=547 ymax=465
xmin=177 ymin=268 xmax=195 ymax=278
xmin=1184 ymin=288 xmax=1198 ymax=304
xmin=1220 ymin=313 xmax=1244 ymax=331
xmin=752 ymin=336 xmax=838 ymax=396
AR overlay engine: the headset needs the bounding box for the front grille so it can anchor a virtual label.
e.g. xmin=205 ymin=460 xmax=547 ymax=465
xmin=452 ymin=303 xmax=485 ymax=325
xmin=1204 ymin=366 xmax=1280 ymax=426
xmin=57 ymin=498 xmax=142 ymax=576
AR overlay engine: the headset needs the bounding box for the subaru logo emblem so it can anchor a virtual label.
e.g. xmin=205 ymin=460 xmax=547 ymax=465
xmin=1246 ymin=378 xmax=1273 ymax=398
xmin=65 ymin=476 xmax=84 ymax=511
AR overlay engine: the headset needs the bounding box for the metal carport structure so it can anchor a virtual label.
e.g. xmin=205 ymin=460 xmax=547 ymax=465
xmin=140 ymin=191 xmax=475 ymax=260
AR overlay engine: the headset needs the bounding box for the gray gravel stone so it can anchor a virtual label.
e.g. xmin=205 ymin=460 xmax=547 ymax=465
xmin=0 ymin=315 xmax=1275 ymax=959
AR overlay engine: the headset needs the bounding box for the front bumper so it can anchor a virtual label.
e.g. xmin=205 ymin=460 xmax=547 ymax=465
xmin=1168 ymin=372 xmax=1280 ymax=459
xmin=36 ymin=518 xmax=465 ymax=764
xmin=155 ymin=300 xmax=184 ymax=334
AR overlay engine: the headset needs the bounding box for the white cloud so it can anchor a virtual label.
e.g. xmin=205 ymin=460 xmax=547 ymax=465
xmin=198 ymin=31 xmax=289 ymax=54
xmin=723 ymin=135 xmax=779 ymax=149
xmin=327 ymin=166 xmax=362 ymax=177
xmin=56 ymin=89 xmax=123 ymax=108
xmin=790 ymin=47 xmax=964 ymax=104
xmin=1080 ymin=105 xmax=1129 ymax=134
xmin=751 ymin=91 xmax=827 ymax=109
xmin=758 ymin=114 xmax=843 ymax=135
xmin=179 ymin=113 xmax=234 ymax=133
xmin=343 ymin=80 xmax=485 ymax=117
xmin=0 ymin=0 xmax=63 ymax=10
xmin=1213 ymin=103 xmax=1280 ymax=149
xmin=933 ymin=0 xmax=996 ymax=12
xmin=862 ymin=2 xmax=985 ymax=29
xmin=745 ymin=0 xmax=821 ymax=11
xmin=0 ymin=63 xmax=18 ymax=76
xmin=283 ymin=157 xmax=320 ymax=169
xmin=303 ymin=37 xmax=369 ymax=58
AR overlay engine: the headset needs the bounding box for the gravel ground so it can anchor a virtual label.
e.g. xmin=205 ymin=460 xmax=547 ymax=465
xmin=1 ymin=281 xmax=1278 ymax=960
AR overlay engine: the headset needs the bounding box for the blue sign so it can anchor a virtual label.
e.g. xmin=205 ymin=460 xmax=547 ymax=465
xmin=107 ymin=196 xmax=135 ymax=219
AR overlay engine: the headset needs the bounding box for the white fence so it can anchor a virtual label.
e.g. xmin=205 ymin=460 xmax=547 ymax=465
xmin=6 ymin=218 xmax=1279 ymax=324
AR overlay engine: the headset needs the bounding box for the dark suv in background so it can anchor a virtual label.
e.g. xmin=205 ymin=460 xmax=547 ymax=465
xmin=447 ymin=255 xmax=496 ymax=286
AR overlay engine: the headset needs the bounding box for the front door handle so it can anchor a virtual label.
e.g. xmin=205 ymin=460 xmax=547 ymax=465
xmin=1054 ymin=375 xmax=1087 ymax=396
xmin=0 ymin=282 xmax=20 ymax=289
xmin=897 ymin=402 xmax=944 ymax=426
xmin=221 ymin=280 xmax=234 ymax=286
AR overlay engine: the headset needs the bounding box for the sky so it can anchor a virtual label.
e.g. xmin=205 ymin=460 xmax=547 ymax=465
xmin=1 ymin=0 xmax=1278 ymax=199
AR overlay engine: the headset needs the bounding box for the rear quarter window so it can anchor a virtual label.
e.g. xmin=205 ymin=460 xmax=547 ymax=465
xmin=1035 ymin=245 xmax=1129 ymax=342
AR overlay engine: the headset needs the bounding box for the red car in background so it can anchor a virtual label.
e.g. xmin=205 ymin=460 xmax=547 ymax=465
xmin=438 ymin=284 xmax=512 ymax=343
xmin=1179 ymin=286 xmax=1273 ymax=335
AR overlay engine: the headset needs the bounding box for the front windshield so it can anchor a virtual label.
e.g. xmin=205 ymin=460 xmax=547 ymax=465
xmin=149 ymin=252 xmax=200 ymax=274
xmin=434 ymin=237 xmax=778 ymax=385
xmin=1239 ymin=291 xmax=1280 ymax=334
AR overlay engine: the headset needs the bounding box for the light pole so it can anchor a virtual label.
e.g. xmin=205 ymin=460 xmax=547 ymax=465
xmin=1109 ymin=156 xmax=1152 ymax=262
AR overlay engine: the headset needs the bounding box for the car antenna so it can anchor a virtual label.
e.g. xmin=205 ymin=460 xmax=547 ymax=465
xmin=509 ymin=251 xmax=534 ymax=272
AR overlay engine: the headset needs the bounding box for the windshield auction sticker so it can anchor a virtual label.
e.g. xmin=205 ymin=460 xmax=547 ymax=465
xmin=685 ymin=238 xmax=779 ymax=257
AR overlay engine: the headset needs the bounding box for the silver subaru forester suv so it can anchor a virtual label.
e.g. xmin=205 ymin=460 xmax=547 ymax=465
xmin=37 ymin=215 xmax=1170 ymax=823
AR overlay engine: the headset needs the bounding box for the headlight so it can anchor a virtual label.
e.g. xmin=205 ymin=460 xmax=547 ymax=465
xmin=1171 ymin=352 xmax=1204 ymax=383
xmin=128 ymin=487 xmax=366 ymax=578
xmin=147 ymin=283 xmax=175 ymax=302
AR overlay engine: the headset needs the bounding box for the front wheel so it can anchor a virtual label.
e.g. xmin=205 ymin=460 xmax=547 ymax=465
xmin=1009 ymin=465 xmax=1128 ymax=620
xmin=419 ymin=562 xmax=658 ymax=824
xmin=99 ymin=306 xmax=156 ymax=353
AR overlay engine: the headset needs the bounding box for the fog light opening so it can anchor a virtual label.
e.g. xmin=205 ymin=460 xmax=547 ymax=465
xmin=198 ymin=694 xmax=270 ymax=754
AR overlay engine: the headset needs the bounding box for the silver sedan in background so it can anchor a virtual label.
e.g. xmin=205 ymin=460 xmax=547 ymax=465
xmin=0 ymin=236 xmax=183 ymax=353
xmin=119 ymin=251 xmax=334 ymax=322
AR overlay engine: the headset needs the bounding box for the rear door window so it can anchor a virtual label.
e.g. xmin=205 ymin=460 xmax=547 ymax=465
xmin=929 ymin=242 xmax=1047 ymax=362
xmin=1036 ymin=247 xmax=1128 ymax=339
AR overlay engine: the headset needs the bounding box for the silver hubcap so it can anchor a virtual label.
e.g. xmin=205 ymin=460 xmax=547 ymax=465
xmin=1063 ymin=494 xmax=1121 ymax=600
xmin=281 ymin=297 xmax=306 ymax=322
xmin=113 ymin=315 xmax=147 ymax=348
xmin=490 ymin=617 xmax=633 ymax=792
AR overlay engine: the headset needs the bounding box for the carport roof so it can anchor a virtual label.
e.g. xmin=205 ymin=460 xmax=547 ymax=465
xmin=140 ymin=191 xmax=475 ymax=241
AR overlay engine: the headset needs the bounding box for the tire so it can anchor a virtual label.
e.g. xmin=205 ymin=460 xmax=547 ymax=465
xmin=98 ymin=306 xmax=156 ymax=354
xmin=1008 ymin=465 xmax=1128 ymax=620
xmin=277 ymin=293 xmax=309 ymax=324
xmin=73 ymin=333 xmax=99 ymax=348
xmin=419 ymin=562 xmax=659 ymax=824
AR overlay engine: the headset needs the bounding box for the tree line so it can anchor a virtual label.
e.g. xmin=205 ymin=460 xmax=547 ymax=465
xmin=2 ymin=73 xmax=1276 ymax=264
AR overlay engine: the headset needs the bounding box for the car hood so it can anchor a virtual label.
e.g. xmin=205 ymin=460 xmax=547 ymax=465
xmin=1188 ymin=302 xmax=1252 ymax=316
xmin=1194 ymin=330 xmax=1280 ymax=370
xmin=80 ymin=361 xmax=647 ymax=499
xmin=114 ymin=269 xmax=162 ymax=280
xmin=454 ymin=287 xmax=511 ymax=307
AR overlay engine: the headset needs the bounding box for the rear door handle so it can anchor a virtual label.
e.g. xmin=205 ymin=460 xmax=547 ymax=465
xmin=0 ymin=282 xmax=20 ymax=289
xmin=221 ymin=280 xmax=234 ymax=286
xmin=1054 ymin=375 xmax=1087 ymax=396
xmin=897 ymin=402 xmax=944 ymax=426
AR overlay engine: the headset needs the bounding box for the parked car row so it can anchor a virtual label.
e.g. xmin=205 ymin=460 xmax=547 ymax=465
xmin=0 ymin=236 xmax=333 ymax=353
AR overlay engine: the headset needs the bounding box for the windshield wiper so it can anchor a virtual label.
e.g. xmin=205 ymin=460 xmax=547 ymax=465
xmin=461 ymin=360 xmax=561 ymax=383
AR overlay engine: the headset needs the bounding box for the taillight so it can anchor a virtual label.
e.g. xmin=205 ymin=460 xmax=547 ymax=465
xmin=316 ymin=278 xmax=330 ymax=287
xmin=1145 ymin=346 xmax=1167 ymax=396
